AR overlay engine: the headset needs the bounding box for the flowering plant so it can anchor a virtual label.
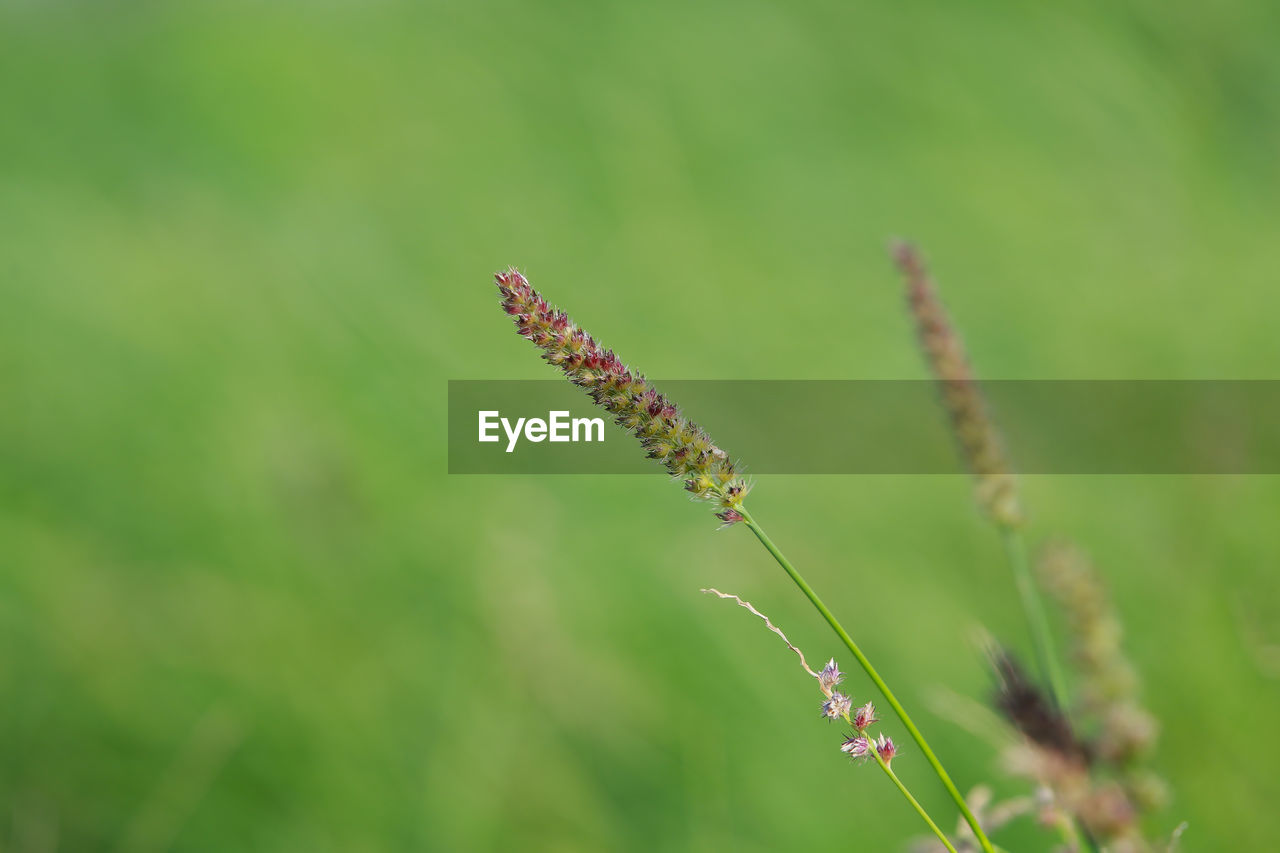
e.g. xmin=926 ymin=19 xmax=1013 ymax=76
xmin=491 ymin=251 xmax=1169 ymax=852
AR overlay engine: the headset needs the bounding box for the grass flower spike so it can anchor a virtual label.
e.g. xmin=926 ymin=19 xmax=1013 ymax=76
xmin=892 ymin=242 xmax=1022 ymax=529
xmin=496 ymin=268 xmax=747 ymax=520
xmin=1037 ymin=543 xmax=1156 ymax=758
xmin=893 ymin=247 xmax=1169 ymax=850
xmin=496 ymin=267 xmax=996 ymax=853
xmin=893 ymin=242 xmax=1069 ymax=712
xmin=1038 ymin=543 xmax=1167 ymax=822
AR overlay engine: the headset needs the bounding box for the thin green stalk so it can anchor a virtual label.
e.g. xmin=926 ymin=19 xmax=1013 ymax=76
xmin=999 ymin=525 xmax=1068 ymax=711
xmin=736 ymin=507 xmax=994 ymax=853
xmin=872 ymin=751 xmax=959 ymax=853
xmin=999 ymin=527 xmax=1101 ymax=853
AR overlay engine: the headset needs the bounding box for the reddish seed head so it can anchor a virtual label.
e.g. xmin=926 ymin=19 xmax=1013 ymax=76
xmin=494 ymin=268 xmax=748 ymax=521
xmin=840 ymin=732 xmax=895 ymax=766
xmin=852 ymin=701 xmax=878 ymax=731
xmin=715 ymin=508 xmax=744 ymax=526
xmin=875 ymin=734 xmax=897 ymax=765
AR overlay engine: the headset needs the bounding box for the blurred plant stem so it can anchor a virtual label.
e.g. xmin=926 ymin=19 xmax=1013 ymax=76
xmin=736 ymin=506 xmax=994 ymax=853
xmin=998 ymin=532 xmax=1099 ymax=853
xmin=999 ymin=525 xmax=1068 ymax=711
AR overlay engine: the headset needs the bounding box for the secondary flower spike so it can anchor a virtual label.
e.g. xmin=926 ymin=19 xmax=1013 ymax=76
xmin=892 ymin=242 xmax=1023 ymax=528
xmin=495 ymin=268 xmax=749 ymax=519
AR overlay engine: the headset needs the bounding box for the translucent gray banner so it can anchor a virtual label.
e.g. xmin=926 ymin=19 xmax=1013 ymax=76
xmin=447 ymin=380 xmax=1280 ymax=474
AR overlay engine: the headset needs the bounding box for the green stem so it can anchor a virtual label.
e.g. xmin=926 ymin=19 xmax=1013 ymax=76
xmin=873 ymin=750 xmax=959 ymax=853
xmin=736 ymin=506 xmax=994 ymax=853
xmin=999 ymin=528 xmax=1101 ymax=853
xmin=998 ymin=525 xmax=1068 ymax=711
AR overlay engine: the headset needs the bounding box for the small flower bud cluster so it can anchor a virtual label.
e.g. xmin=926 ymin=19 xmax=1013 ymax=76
xmin=496 ymin=268 xmax=749 ymax=521
xmin=817 ymin=659 xmax=851 ymax=720
xmin=821 ymin=691 xmax=852 ymax=721
xmin=841 ymin=732 xmax=896 ymax=765
xmin=851 ymin=700 xmax=878 ymax=731
xmin=704 ymin=595 xmax=905 ymax=799
xmin=814 ymin=658 xmax=895 ymax=767
xmin=818 ymin=658 xmax=843 ymax=692
xmin=892 ymin=242 xmax=1023 ymax=529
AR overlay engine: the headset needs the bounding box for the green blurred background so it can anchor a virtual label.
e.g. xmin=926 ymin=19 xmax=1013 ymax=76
xmin=3 ymin=1 xmax=1279 ymax=849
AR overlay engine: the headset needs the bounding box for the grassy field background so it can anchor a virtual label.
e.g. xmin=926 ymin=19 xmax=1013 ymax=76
xmin=3 ymin=1 xmax=1279 ymax=849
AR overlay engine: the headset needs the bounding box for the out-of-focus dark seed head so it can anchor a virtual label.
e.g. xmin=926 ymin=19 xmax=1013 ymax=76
xmin=495 ymin=268 xmax=749 ymax=522
xmin=989 ymin=646 xmax=1088 ymax=765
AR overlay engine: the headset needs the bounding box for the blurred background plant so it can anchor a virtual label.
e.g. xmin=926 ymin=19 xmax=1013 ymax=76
xmin=894 ymin=245 xmax=1168 ymax=850
xmin=2 ymin=1 xmax=1279 ymax=850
